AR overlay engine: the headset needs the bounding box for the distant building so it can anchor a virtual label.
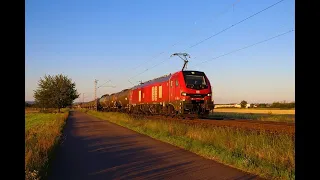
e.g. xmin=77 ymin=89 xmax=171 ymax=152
xmin=215 ymin=102 xmax=255 ymax=108
xmin=215 ymin=103 xmax=241 ymax=108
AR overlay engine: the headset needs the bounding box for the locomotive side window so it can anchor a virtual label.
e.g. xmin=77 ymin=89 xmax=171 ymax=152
xmin=155 ymin=86 xmax=157 ymax=101
xmin=159 ymin=85 xmax=162 ymax=98
xmin=176 ymin=80 xmax=179 ymax=86
xmin=139 ymin=90 xmax=141 ymax=102
xmin=152 ymin=86 xmax=155 ymax=101
xmin=170 ymin=81 xmax=173 ymax=87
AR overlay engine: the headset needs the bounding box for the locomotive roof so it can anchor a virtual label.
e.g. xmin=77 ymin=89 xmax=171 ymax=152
xmin=131 ymin=73 xmax=173 ymax=89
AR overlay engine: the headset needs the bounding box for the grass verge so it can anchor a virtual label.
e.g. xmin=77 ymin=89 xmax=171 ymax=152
xmin=25 ymin=110 xmax=69 ymax=180
xmin=210 ymin=112 xmax=295 ymax=123
xmin=80 ymin=109 xmax=294 ymax=180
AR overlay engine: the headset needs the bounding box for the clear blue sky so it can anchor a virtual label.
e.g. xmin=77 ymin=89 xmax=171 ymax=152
xmin=25 ymin=0 xmax=295 ymax=104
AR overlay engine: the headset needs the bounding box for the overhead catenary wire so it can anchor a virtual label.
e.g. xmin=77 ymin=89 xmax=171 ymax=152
xmin=95 ymin=80 xmax=116 ymax=99
xmin=89 ymin=1 xmax=243 ymax=96
xmin=97 ymin=80 xmax=111 ymax=89
xmin=128 ymin=0 xmax=286 ymax=82
xmin=185 ymin=0 xmax=285 ymax=50
xmin=131 ymin=28 xmax=293 ymax=81
xmin=190 ymin=29 xmax=294 ymax=68
xmin=125 ymin=0 xmax=242 ymax=74
xmin=129 ymin=50 xmax=167 ymax=72
xmin=78 ymin=92 xmax=94 ymax=103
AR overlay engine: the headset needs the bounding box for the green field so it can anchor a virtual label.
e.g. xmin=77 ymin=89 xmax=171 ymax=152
xmin=25 ymin=110 xmax=69 ymax=180
xmin=80 ymin=109 xmax=295 ymax=180
xmin=210 ymin=108 xmax=295 ymax=123
xmin=210 ymin=112 xmax=295 ymax=123
xmin=213 ymin=108 xmax=295 ymax=115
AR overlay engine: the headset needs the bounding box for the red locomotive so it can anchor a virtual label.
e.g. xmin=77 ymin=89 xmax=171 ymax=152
xmin=80 ymin=53 xmax=215 ymax=118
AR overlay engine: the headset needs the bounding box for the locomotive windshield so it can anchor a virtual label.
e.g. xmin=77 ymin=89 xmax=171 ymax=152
xmin=185 ymin=75 xmax=206 ymax=85
xmin=182 ymin=71 xmax=208 ymax=89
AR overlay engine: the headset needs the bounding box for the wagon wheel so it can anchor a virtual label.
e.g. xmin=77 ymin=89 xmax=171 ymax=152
xmin=168 ymin=105 xmax=175 ymax=118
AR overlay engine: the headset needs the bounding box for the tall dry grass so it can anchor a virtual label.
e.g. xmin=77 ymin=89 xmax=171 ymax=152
xmin=25 ymin=111 xmax=69 ymax=180
xmin=82 ymin=109 xmax=295 ymax=180
xmin=25 ymin=108 xmax=40 ymax=114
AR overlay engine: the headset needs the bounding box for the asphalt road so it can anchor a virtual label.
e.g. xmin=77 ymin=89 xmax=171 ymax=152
xmin=47 ymin=111 xmax=263 ymax=180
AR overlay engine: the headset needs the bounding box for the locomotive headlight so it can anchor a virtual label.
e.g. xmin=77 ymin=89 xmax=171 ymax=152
xmin=207 ymin=93 xmax=212 ymax=96
xmin=181 ymin=92 xmax=187 ymax=96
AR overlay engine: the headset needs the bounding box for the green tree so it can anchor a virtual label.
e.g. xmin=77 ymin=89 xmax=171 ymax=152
xmin=33 ymin=74 xmax=79 ymax=112
xmin=240 ymin=100 xmax=247 ymax=108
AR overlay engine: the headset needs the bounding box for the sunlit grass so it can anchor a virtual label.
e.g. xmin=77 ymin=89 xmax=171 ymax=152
xmin=81 ymin=109 xmax=295 ymax=180
xmin=210 ymin=111 xmax=295 ymax=123
xmin=25 ymin=111 xmax=69 ymax=180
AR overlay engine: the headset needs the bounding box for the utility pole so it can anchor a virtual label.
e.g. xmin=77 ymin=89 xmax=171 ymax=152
xmin=94 ymin=79 xmax=98 ymax=110
xmin=94 ymin=79 xmax=115 ymax=110
xmin=82 ymin=93 xmax=84 ymax=104
xmin=78 ymin=93 xmax=81 ymax=108
xmin=94 ymin=79 xmax=98 ymax=101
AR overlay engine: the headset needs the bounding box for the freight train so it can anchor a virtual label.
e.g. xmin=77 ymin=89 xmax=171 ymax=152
xmin=80 ymin=69 xmax=215 ymax=118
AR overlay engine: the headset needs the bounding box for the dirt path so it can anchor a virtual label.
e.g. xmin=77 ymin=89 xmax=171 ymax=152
xmin=47 ymin=111 xmax=264 ymax=180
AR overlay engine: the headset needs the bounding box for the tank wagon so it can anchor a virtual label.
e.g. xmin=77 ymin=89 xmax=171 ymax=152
xmin=98 ymin=89 xmax=131 ymax=112
xmin=81 ymin=70 xmax=215 ymax=118
xmin=81 ymin=99 xmax=100 ymax=110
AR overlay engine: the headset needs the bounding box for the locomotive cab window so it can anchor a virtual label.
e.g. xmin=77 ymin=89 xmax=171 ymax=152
xmin=185 ymin=75 xmax=206 ymax=85
xmin=176 ymin=80 xmax=179 ymax=86
xmin=183 ymin=71 xmax=208 ymax=89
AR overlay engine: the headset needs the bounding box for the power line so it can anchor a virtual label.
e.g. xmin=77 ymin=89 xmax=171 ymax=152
xmin=128 ymin=50 xmax=167 ymax=72
xmin=94 ymin=79 xmax=116 ymax=100
xmin=191 ymin=29 xmax=294 ymax=68
xmin=97 ymin=80 xmax=111 ymax=89
xmin=128 ymin=0 xmax=285 ymax=81
xmin=80 ymin=93 xmax=91 ymax=103
xmin=185 ymin=0 xmax=285 ymax=50
xmin=125 ymin=0 xmax=242 ymax=75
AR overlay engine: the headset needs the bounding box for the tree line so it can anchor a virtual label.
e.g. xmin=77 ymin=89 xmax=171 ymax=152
xmin=256 ymin=102 xmax=295 ymax=109
xmin=238 ymin=100 xmax=295 ymax=109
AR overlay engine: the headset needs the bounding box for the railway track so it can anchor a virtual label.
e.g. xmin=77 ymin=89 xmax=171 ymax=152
xmin=129 ymin=114 xmax=295 ymax=135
